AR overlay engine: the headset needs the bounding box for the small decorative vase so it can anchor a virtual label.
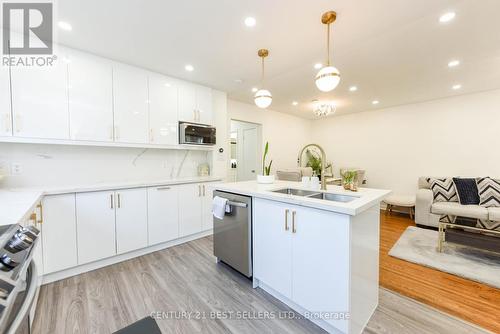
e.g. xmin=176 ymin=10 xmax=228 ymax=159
xmin=349 ymin=182 xmax=358 ymax=192
xmin=257 ymin=174 xmax=275 ymax=184
xmin=342 ymin=181 xmax=350 ymax=190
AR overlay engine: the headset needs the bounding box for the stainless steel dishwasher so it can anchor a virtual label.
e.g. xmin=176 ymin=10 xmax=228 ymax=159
xmin=213 ymin=190 xmax=252 ymax=277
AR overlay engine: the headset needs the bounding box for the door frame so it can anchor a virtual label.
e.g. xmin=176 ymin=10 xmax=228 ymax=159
xmin=229 ymin=119 xmax=262 ymax=181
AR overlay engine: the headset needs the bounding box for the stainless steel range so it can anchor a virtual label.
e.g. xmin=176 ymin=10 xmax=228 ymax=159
xmin=0 ymin=224 xmax=41 ymax=334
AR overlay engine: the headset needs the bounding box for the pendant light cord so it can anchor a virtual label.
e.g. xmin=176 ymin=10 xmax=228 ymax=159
xmin=326 ymin=23 xmax=331 ymax=66
xmin=261 ymin=56 xmax=265 ymax=84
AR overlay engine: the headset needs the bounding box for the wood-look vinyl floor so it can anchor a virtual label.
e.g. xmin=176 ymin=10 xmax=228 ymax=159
xmin=32 ymin=214 xmax=493 ymax=334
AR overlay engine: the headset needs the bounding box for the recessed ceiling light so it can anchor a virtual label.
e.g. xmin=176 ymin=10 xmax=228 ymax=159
xmin=58 ymin=21 xmax=72 ymax=31
xmin=349 ymin=86 xmax=358 ymax=92
xmin=251 ymin=87 xmax=258 ymax=93
xmin=452 ymin=84 xmax=462 ymax=90
xmin=439 ymin=12 xmax=456 ymax=23
xmin=244 ymin=17 xmax=256 ymax=27
xmin=185 ymin=64 xmax=194 ymax=72
xmin=448 ymin=60 xmax=460 ymax=68
xmin=314 ymin=63 xmax=323 ymax=70
xmin=164 ymin=83 xmax=172 ymax=87
xmin=372 ymin=100 xmax=379 ymax=105
xmin=292 ymin=101 xmax=299 ymax=106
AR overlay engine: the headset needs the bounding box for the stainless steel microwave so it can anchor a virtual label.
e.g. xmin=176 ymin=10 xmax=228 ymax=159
xmin=179 ymin=122 xmax=216 ymax=146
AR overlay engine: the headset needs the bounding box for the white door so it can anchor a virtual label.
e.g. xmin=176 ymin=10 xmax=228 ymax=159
xmin=115 ymin=188 xmax=148 ymax=254
xmin=148 ymin=74 xmax=178 ymax=145
xmin=76 ymin=191 xmax=116 ymax=264
xmin=10 ymin=46 xmax=69 ymax=139
xmin=196 ymin=85 xmax=213 ymax=125
xmin=112 ymin=63 xmax=149 ymax=143
xmin=178 ymin=183 xmax=202 ymax=237
xmin=241 ymin=127 xmax=258 ymax=181
xmin=147 ymin=186 xmax=179 ymax=245
xmin=42 ymin=194 xmax=78 ymax=274
xmin=253 ymin=198 xmax=293 ymax=299
xmin=178 ymin=82 xmax=197 ymax=123
xmin=201 ymin=183 xmax=214 ymax=231
xmin=291 ymin=207 xmax=350 ymax=333
xmin=0 ymin=64 xmax=12 ymax=136
xmin=67 ymin=50 xmax=113 ymax=141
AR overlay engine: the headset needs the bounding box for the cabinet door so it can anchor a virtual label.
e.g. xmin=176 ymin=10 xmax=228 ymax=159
xmin=0 ymin=65 xmax=12 ymax=137
xmin=42 ymin=194 xmax=78 ymax=274
xmin=291 ymin=207 xmax=350 ymax=333
xmin=115 ymin=188 xmax=148 ymax=254
xmin=67 ymin=50 xmax=113 ymax=141
xmin=253 ymin=198 xmax=293 ymax=299
xmin=178 ymin=82 xmax=197 ymax=123
xmin=10 ymin=46 xmax=69 ymax=139
xmin=201 ymin=183 xmax=214 ymax=231
xmin=196 ymin=85 xmax=213 ymax=125
xmin=147 ymin=186 xmax=179 ymax=245
xmin=76 ymin=191 xmax=116 ymax=264
xmin=148 ymin=74 xmax=178 ymax=145
xmin=112 ymin=64 xmax=149 ymax=143
xmin=178 ymin=183 xmax=202 ymax=237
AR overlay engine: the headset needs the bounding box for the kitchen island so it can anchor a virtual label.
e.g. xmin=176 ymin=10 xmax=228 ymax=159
xmin=211 ymin=180 xmax=390 ymax=334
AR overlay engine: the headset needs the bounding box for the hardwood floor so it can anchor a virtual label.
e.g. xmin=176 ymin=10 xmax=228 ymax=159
xmin=32 ymin=214 xmax=495 ymax=334
xmin=380 ymin=211 xmax=500 ymax=333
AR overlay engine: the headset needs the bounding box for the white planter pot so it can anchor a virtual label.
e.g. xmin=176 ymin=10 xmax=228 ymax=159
xmin=257 ymin=174 xmax=275 ymax=184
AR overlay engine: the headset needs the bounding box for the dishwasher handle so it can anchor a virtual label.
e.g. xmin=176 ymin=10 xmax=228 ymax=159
xmin=227 ymin=200 xmax=248 ymax=208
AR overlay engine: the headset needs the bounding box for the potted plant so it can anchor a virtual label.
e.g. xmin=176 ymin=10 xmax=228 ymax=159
xmin=257 ymin=142 xmax=275 ymax=184
xmin=305 ymin=149 xmax=332 ymax=179
xmin=341 ymin=170 xmax=358 ymax=191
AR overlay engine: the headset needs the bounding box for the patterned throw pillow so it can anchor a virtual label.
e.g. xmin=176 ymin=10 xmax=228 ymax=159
xmin=427 ymin=178 xmax=458 ymax=202
xmin=476 ymin=177 xmax=500 ymax=207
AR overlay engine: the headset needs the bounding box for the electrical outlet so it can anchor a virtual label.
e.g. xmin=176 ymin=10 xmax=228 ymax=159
xmin=11 ymin=162 xmax=23 ymax=175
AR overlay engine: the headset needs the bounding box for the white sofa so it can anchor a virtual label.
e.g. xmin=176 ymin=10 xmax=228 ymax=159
xmin=415 ymin=177 xmax=500 ymax=228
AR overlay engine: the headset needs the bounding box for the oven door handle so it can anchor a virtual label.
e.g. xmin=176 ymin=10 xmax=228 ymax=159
xmin=6 ymin=261 xmax=39 ymax=334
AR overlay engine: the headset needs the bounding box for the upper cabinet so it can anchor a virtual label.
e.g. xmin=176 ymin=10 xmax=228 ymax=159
xmin=178 ymin=82 xmax=213 ymax=125
xmin=148 ymin=74 xmax=178 ymax=145
xmin=10 ymin=46 xmax=69 ymax=139
xmin=67 ymin=50 xmax=113 ymax=141
xmin=0 ymin=65 xmax=11 ymax=137
xmin=112 ymin=63 xmax=149 ymax=143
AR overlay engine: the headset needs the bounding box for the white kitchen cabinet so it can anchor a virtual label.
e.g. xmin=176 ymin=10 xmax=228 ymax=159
xmin=10 ymin=47 xmax=69 ymax=139
xmin=147 ymin=185 xmax=179 ymax=245
xmin=41 ymin=194 xmax=78 ymax=274
xmin=67 ymin=50 xmax=113 ymax=141
xmin=201 ymin=183 xmax=215 ymax=231
xmin=253 ymin=198 xmax=293 ymax=299
xmin=148 ymin=74 xmax=178 ymax=145
xmin=76 ymin=191 xmax=116 ymax=264
xmin=178 ymin=82 xmax=213 ymax=125
xmin=0 ymin=65 xmax=12 ymax=137
xmin=115 ymin=188 xmax=148 ymax=254
xmin=178 ymin=183 xmax=203 ymax=237
xmin=112 ymin=63 xmax=149 ymax=143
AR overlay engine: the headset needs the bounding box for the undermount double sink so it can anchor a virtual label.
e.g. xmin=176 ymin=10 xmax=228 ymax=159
xmin=271 ymin=188 xmax=357 ymax=203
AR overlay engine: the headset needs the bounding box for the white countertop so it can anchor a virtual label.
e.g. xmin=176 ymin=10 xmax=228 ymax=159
xmin=0 ymin=176 xmax=222 ymax=226
xmin=210 ymin=180 xmax=391 ymax=216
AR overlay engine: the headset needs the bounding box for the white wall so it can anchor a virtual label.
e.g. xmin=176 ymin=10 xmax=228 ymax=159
xmin=228 ymin=100 xmax=312 ymax=174
xmin=311 ymin=89 xmax=500 ymax=195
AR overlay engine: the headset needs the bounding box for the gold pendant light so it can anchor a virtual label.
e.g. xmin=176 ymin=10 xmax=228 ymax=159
xmin=315 ymin=11 xmax=340 ymax=92
xmin=254 ymin=49 xmax=272 ymax=109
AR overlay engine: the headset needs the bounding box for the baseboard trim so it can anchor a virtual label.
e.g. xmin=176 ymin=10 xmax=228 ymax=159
xmin=41 ymin=230 xmax=213 ymax=284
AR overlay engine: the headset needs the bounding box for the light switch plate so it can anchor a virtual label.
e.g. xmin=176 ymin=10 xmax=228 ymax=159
xmin=11 ymin=162 xmax=23 ymax=175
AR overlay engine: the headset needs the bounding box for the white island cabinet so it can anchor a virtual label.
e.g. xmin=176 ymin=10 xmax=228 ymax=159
xmin=212 ymin=180 xmax=389 ymax=334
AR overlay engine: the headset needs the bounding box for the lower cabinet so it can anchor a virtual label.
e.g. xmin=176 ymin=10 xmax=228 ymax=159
xmin=179 ymin=182 xmax=215 ymax=237
xmin=201 ymin=183 xmax=215 ymax=231
xmin=42 ymin=194 xmax=78 ymax=274
xmin=76 ymin=191 xmax=116 ymax=264
xmin=147 ymin=185 xmax=179 ymax=245
xmin=115 ymin=188 xmax=148 ymax=254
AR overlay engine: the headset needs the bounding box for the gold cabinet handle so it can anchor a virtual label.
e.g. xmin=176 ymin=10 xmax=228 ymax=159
xmin=284 ymin=209 xmax=290 ymax=231
xmin=203 ymin=184 xmax=206 ymax=196
xmin=110 ymin=194 xmax=114 ymax=209
xmin=150 ymin=128 xmax=154 ymax=142
xmin=117 ymin=193 xmax=121 ymax=208
xmin=292 ymin=211 xmax=297 ymax=233
xmin=198 ymin=185 xmax=201 ymax=197
xmin=36 ymin=203 xmax=43 ymax=225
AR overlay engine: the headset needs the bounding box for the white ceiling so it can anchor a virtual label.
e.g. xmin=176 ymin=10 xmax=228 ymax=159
xmin=56 ymin=0 xmax=500 ymax=119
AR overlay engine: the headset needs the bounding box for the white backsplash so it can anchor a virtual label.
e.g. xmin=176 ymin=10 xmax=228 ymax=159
xmin=0 ymin=143 xmax=211 ymax=188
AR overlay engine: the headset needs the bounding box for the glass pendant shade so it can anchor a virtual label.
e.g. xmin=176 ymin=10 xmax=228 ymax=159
xmin=254 ymin=89 xmax=272 ymax=109
xmin=315 ymin=66 xmax=340 ymax=92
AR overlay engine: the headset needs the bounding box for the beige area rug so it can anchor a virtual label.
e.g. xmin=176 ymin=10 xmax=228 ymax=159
xmin=389 ymin=226 xmax=500 ymax=289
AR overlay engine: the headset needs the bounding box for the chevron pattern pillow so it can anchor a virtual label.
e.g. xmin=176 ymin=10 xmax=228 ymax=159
xmin=428 ymin=178 xmax=458 ymax=202
xmin=476 ymin=177 xmax=500 ymax=207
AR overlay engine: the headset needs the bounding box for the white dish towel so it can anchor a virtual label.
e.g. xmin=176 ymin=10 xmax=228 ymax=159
xmin=212 ymin=196 xmax=229 ymax=220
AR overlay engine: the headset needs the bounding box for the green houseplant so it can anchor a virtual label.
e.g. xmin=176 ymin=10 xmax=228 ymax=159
xmin=257 ymin=142 xmax=275 ymax=184
xmin=305 ymin=149 xmax=331 ymax=179
xmin=341 ymin=170 xmax=358 ymax=191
